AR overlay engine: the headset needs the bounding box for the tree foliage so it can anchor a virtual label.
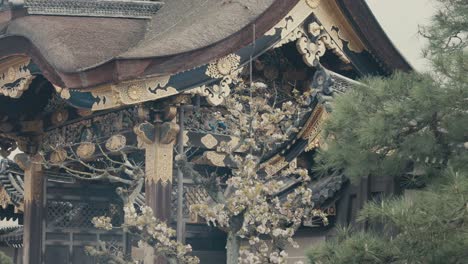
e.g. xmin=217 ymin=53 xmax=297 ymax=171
xmin=0 ymin=251 xmax=12 ymax=264
xmin=178 ymin=80 xmax=327 ymax=264
xmin=308 ymin=169 xmax=468 ymax=264
xmin=309 ymin=0 xmax=468 ymax=263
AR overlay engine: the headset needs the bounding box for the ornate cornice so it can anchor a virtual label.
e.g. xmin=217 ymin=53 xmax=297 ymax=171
xmin=24 ymin=0 xmax=164 ymax=19
xmin=0 ymin=56 xmax=36 ymax=99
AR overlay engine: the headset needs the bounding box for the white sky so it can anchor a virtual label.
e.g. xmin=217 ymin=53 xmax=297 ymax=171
xmin=366 ymin=0 xmax=436 ymax=71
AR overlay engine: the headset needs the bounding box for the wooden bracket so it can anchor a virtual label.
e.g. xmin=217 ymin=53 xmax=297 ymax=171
xmin=134 ymin=122 xmax=156 ymax=144
xmin=159 ymin=122 xmax=180 ymax=144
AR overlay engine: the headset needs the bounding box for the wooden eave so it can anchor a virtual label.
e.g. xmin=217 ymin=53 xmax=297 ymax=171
xmin=336 ymin=0 xmax=413 ymax=73
xmin=0 ymin=0 xmax=301 ymax=90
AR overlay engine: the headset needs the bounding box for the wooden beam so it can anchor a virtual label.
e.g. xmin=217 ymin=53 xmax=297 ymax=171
xmin=22 ymin=154 xmax=44 ymax=264
xmin=141 ymin=121 xmax=177 ymax=264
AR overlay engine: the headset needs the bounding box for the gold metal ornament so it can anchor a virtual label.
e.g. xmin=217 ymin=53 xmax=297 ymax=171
xmin=105 ymin=134 xmax=127 ymax=152
xmin=50 ymin=148 xmax=67 ymax=164
xmin=77 ymin=142 xmax=96 ymax=159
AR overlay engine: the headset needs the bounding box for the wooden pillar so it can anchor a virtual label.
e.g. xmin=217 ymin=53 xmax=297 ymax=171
xmin=135 ymin=119 xmax=179 ymax=264
xmin=21 ymin=154 xmax=44 ymax=264
xmin=144 ymin=126 xmax=174 ymax=222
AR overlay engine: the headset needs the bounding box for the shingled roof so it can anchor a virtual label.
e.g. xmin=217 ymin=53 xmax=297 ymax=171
xmin=0 ymin=0 xmax=410 ymax=90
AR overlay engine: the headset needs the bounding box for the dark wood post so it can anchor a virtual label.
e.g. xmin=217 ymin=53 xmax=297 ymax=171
xmin=135 ymin=118 xmax=179 ymax=264
xmin=22 ymin=154 xmax=44 ymax=264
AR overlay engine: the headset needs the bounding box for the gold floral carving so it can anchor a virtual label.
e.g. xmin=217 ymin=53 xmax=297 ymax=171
xmin=106 ymin=134 xmax=127 ymax=152
xmin=126 ymin=84 xmax=145 ymax=101
xmin=201 ymin=134 xmax=219 ymax=149
xmin=50 ymin=148 xmax=67 ymax=164
xmin=198 ymin=54 xmax=241 ymax=106
xmin=206 ymin=54 xmax=241 ymax=79
xmin=70 ymin=76 xmax=179 ymax=111
xmin=0 ymin=187 xmax=11 ymax=209
xmin=76 ymin=142 xmax=96 ymax=159
xmin=113 ymin=76 xmax=174 ymax=105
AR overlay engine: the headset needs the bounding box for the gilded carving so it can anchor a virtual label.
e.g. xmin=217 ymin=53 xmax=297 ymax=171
xmin=134 ymin=122 xmax=156 ymax=145
xmin=306 ymin=0 xmax=321 ymax=9
xmin=76 ymin=142 xmax=96 ymax=159
xmin=113 ymin=76 xmax=174 ymax=105
xmin=126 ymin=84 xmax=145 ymax=101
xmin=58 ymin=76 xmax=179 ymax=111
xmin=145 ymin=141 xmax=173 ymax=185
xmin=264 ymin=156 xmax=289 ymax=176
xmin=311 ymin=0 xmax=365 ymax=53
xmin=265 ymin=0 xmax=314 ymax=40
xmin=183 ymin=131 xmax=189 ymax=147
xmin=7 ymin=67 xmax=16 ymax=82
xmin=201 ymin=134 xmax=219 ymax=149
xmin=205 ymin=152 xmax=227 ymax=167
xmin=23 ymin=155 xmax=43 ymax=205
xmin=49 ymin=148 xmax=67 ymax=164
xmin=299 ymin=106 xmax=328 ymax=152
xmin=105 ymin=134 xmax=127 ymax=152
xmin=0 ymin=187 xmax=11 ymax=209
xmin=0 ymin=56 xmax=35 ymax=99
xmin=188 ymin=83 xmax=231 ymax=106
xmin=198 ymin=54 xmax=242 ymax=106
xmin=309 ymin=22 xmax=322 ymax=37
xmin=206 ymin=54 xmax=241 ymax=79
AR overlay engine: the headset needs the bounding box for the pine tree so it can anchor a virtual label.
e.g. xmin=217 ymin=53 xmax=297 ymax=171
xmin=0 ymin=251 xmax=12 ymax=264
xmin=308 ymin=0 xmax=468 ymax=263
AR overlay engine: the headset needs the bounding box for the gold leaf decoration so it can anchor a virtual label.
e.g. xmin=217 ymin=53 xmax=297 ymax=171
xmin=105 ymin=134 xmax=127 ymax=152
xmin=77 ymin=142 xmax=96 ymax=159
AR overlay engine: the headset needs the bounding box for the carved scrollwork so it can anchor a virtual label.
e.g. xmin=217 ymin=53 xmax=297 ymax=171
xmin=196 ymin=54 xmax=242 ymax=106
xmin=188 ymin=83 xmax=231 ymax=106
xmin=274 ymin=19 xmax=351 ymax=67
xmin=0 ymin=57 xmax=36 ymax=99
